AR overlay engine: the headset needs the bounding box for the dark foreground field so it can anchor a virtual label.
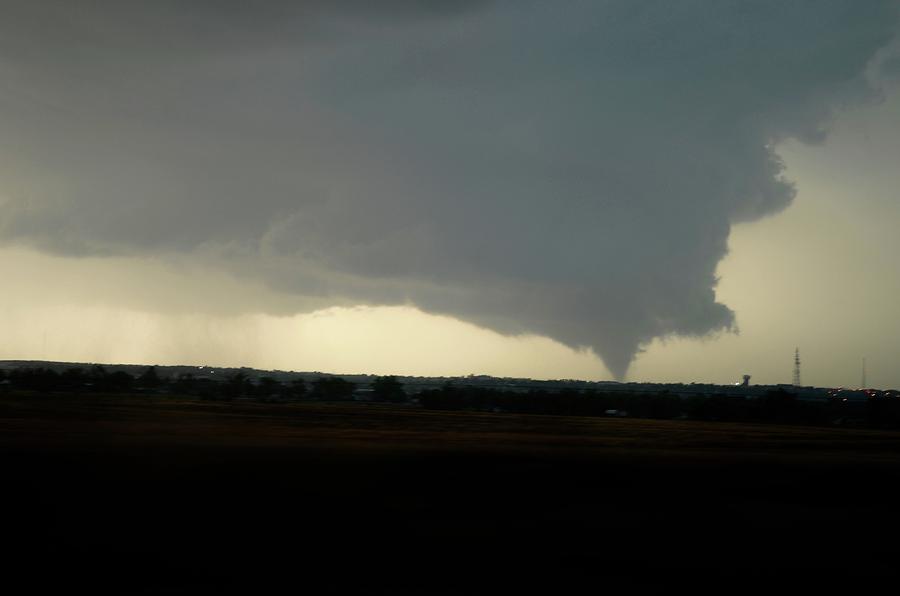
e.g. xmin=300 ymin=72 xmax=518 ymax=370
xmin=4 ymin=393 xmax=900 ymax=594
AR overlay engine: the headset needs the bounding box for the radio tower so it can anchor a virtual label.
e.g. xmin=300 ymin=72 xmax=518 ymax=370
xmin=861 ymin=357 xmax=867 ymax=389
xmin=792 ymin=347 xmax=801 ymax=387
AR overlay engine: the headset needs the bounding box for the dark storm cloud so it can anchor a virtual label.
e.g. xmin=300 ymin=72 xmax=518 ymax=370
xmin=1 ymin=0 xmax=898 ymax=377
xmin=882 ymin=56 xmax=900 ymax=78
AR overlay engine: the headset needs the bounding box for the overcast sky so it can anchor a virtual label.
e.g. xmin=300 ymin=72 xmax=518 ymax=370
xmin=2 ymin=1 xmax=899 ymax=388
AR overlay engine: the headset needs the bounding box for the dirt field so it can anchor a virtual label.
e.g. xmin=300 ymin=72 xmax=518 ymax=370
xmin=4 ymin=392 xmax=900 ymax=593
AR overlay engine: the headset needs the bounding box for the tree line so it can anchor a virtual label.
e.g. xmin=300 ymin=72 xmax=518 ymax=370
xmin=0 ymin=366 xmax=407 ymax=403
xmin=418 ymin=384 xmax=900 ymax=429
xmin=4 ymin=365 xmax=900 ymax=429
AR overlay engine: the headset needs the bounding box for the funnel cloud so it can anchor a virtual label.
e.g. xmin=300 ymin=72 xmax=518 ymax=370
xmin=1 ymin=1 xmax=898 ymax=378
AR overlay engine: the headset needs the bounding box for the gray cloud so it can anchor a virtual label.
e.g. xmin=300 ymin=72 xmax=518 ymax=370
xmin=882 ymin=56 xmax=900 ymax=78
xmin=1 ymin=0 xmax=898 ymax=378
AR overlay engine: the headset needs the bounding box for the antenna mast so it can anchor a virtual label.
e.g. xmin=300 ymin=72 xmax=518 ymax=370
xmin=861 ymin=357 xmax=867 ymax=389
xmin=792 ymin=347 xmax=801 ymax=387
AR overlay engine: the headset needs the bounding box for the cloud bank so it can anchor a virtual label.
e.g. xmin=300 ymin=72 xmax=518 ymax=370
xmin=1 ymin=0 xmax=898 ymax=377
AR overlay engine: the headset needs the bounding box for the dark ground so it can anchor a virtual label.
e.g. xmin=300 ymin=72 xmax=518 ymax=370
xmin=3 ymin=392 xmax=900 ymax=594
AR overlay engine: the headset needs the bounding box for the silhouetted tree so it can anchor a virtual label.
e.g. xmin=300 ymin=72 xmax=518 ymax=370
xmin=311 ymin=376 xmax=355 ymax=400
xmin=105 ymin=371 xmax=135 ymax=392
xmin=174 ymin=373 xmax=197 ymax=394
xmin=138 ymin=366 xmax=161 ymax=389
xmin=287 ymin=378 xmax=307 ymax=400
xmin=372 ymin=376 xmax=405 ymax=403
xmin=224 ymin=372 xmax=250 ymax=399
xmin=254 ymin=376 xmax=281 ymax=399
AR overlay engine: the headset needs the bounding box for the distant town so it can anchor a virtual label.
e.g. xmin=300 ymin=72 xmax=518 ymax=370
xmin=3 ymin=359 xmax=899 ymax=430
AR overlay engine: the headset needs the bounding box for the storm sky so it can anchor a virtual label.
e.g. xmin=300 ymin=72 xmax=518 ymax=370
xmin=2 ymin=1 xmax=899 ymax=387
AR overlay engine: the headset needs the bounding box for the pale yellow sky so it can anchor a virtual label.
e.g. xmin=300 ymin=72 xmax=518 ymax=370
xmin=2 ymin=92 xmax=898 ymax=388
xmin=634 ymin=91 xmax=900 ymax=388
xmin=0 ymin=260 xmax=604 ymax=379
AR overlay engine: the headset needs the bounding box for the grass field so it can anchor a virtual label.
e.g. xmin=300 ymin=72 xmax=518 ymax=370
xmin=3 ymin=392 xmax=900 ymax=593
